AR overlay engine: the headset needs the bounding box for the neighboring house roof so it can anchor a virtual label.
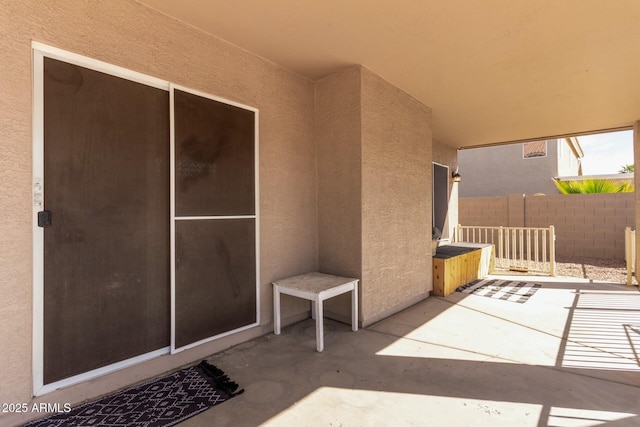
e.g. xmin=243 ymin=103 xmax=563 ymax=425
xmin=523 ymin=140 xmax=547 ymax=158
xmin=522 ymin=138 xmax=584 ymax=161
xmin=555 ymin=172 xmax=633 ymax=182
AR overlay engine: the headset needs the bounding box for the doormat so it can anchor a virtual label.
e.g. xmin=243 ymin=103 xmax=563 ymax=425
xmin=25 ymin=361 xmax=243 ymax=427
xmin=456 ymin=279 xmax=541 ymax=303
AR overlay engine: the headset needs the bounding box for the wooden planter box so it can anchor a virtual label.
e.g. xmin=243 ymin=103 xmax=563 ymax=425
xmin=432 ymin=243 xmax=494 ymax=297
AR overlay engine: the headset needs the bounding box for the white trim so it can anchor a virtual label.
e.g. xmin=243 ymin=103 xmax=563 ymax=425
xmin=32 ymin=48 xmax=45 ymax=396
xmin=175 ymin=215 xmax=256 ymax=221
xmin=31 ymin=42 xmax=169 ymax=90
xmin=34 ymin=347 xmax=170 ymax=397
xmin=432 ymin=161 xmax=449 ymax=169
xmin=169 ymin=85 xmax=177 ymax=353
xmin=254 ymin=108 xmax=261 ymax=325
xmin=170 ymin=84 xmax=260 ymax=353
xmin=32 ymin=43 xmax=261 ymax=392
xmin=171 ymin=83 xmax=259 ymax=114
xmin=172 ymin=322 xmax=259 ymax=354
xmin=31 ymin=43 xmax=171 ymax=395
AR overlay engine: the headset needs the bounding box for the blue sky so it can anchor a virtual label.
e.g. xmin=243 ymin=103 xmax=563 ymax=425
xmin=577 ymin=130 xmax=634 ymax=175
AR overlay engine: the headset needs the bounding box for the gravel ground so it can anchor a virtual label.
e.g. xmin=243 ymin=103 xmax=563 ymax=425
xmin=554 ymin=255 xmax=636 ymax=285
xmin=493 ymin=255 xmax=636 ymax=285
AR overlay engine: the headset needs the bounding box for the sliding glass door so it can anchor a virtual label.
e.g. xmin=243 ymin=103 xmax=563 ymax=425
xmin=172 ymin=87 xmax=259 ymax=351
xmin=34 ymin=46 xmax=259 ymax=394
xmin=42 ymin=57 xmax=170 ymax=384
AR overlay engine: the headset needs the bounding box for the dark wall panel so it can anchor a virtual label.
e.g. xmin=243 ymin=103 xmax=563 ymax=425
xmin=433 ymin=163 xmax=449 ymax=234
xmin=174 ymin=89 xmax=255 ymax=217
xmin=175 ymin=219 xmax=256 ymax=348
xmin=43 ymin=58 xmax=170 ymax=384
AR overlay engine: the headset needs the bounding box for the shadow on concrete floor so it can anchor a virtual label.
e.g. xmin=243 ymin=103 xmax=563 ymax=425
xmin=180 ymin=278 xmax=640 ymax=426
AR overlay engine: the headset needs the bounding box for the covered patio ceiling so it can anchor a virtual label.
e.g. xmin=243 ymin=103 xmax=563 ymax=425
xmin=137 ymin=0 xmax=640 ymax=148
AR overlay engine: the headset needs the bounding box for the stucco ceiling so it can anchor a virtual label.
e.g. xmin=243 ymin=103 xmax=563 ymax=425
xmin=137 ymin=0 xmax=640 ymax=148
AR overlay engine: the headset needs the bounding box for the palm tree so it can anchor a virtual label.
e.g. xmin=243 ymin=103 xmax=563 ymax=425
xmin=553 ymin=178 xmax=634 ymax=194
xmin=619 ymin=164 xmax=634 ymax=173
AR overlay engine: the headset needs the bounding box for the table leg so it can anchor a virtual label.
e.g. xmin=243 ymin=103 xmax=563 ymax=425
xmin=352 ymin=282 xmax=358 ymax=332
xmin=311 ymin=300 xmax=316 ymax=320
xmin=273 ymin=285 xmax=281 ymax=335
xmin=315 ymin=297 xmax=323 ymax=352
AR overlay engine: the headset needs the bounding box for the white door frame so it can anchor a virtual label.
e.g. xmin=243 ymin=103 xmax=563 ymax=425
xmin=169 ymin=83 xmax=261 ymax=354
xmin=31 ymin=42 xmax=260 ymax=396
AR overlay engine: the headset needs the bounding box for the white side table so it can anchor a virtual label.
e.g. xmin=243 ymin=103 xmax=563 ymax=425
xmin=273 ymin=272 xmax=359 ymax=352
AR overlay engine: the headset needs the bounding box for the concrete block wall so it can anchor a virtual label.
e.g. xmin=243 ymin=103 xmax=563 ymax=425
xmin=458 ymin=196 xmax=509 ymax=227
xmin=460 ymin=193 xmax=635 ymax=260
xmin=508 ymin=194 xmax=525 ymax=227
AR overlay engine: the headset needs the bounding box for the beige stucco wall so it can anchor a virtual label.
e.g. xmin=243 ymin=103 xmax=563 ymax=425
xmin=315 ymin=66 xmax=363 ymax=318
xmin=316 ymin=67 xmax=433 ymax=326
xmin=459 ymin=193 xmax=635 ymax=259
xmin=316 ymin=67 xmax=363 ymax=279
xmin=1 ymin=2 xmax=440 ymax=421
xmin=360 ymin=69 xmax=432 ymax=325
xmin=0 ymin=0 xmax=317 ymax=414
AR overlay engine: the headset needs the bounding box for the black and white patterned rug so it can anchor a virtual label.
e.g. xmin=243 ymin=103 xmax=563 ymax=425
xmin=25 ymin=361 xmax=242 ymax=427
xmin=456 ymin=279 xmax=541 ymax=303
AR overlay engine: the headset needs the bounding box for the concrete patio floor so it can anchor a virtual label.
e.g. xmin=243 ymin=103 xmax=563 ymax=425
xmin=182 ymin=276 xmax=640 ymax=426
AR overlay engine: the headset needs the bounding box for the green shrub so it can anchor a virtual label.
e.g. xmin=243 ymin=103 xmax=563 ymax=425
xmin=553 ymin=178 xmax=634 ymax=194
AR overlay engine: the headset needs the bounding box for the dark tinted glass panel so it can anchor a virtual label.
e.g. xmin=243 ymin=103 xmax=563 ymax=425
xmin=433 ymin=164 xmax=449 ymax=234
xmin=174 ymin=89 xmax=255 ymax=216
xmin=175 ymin=219 xmax=256 ymax=348
xmin=43 ymin=57 xmax=170 ymax=383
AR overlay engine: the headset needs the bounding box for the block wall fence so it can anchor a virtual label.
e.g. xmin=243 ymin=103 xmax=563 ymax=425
xmin=459 ymin=193 xmax=635 ymax=260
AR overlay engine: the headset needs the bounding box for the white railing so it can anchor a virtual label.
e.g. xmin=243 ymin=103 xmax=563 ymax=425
xmin=455 ymin=224 xmax=556 ymax=276
xmin=625 ymin=227 xmax=635 ymax=286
